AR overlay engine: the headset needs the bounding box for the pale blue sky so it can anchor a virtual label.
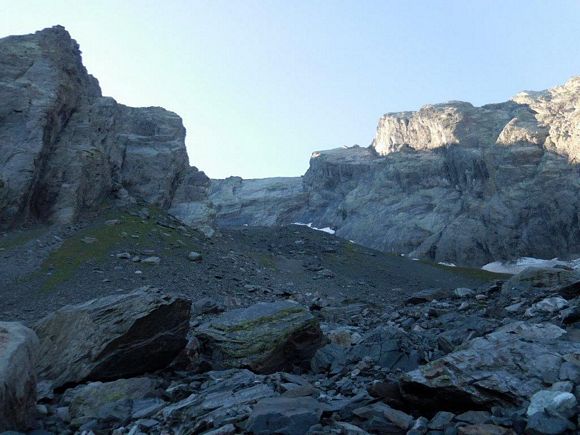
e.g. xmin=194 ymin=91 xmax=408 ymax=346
xmin=2 ymin=1 xmax=580 ymax=178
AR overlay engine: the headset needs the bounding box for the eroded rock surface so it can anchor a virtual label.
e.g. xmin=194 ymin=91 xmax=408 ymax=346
xmin=0 ymin=26 xmax=209 ymax=227
xmin=200 ymin=78 xmax=580 ymax=267
xmin=0 ymin=322 xmax=39 ymax=432
xmin=195 ymin=300 xmax=323 ymax=373
xmin=35 ymin=288 xmax=190 ymax=388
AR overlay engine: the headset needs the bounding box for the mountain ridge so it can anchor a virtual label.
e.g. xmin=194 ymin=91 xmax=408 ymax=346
xmin=1 ymin=26 xmax=579 ymax=266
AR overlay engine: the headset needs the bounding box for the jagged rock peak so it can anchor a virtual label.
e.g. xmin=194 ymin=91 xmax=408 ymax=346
xmin=372 ymin=77 xmax=580 ymax=161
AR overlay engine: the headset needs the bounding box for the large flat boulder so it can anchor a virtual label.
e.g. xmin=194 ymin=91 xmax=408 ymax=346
xmin=35 ymin=288 xmax=190 ymax=388
xmin=195 ymin=301 xmax=323 ymax=373
xmin=400 ymin=322 xmax=580 ymax=411
xmin=0 ymin=322 xmax=39 ymax=432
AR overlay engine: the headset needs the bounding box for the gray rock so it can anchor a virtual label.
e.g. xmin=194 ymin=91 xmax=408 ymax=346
xmin=187 ymin=251 xmax=202 ymax=262
xmin=66 ymin=377 xmax=157 ymax=424
xmin=526 ymin=390 xmax=577 ymax=418
xmin=455 ymin=411 xmax=491 ymax=425
xmin=140 ymin=256 xmax=161 ymax=265
xmin=501 ymin=268 xmax=580 ymax=302
xmin=0 ymin=26 xmax=209 ymax=228
xmin=525 ymin=411 xmax=573 ymax=434
xmin=348 ymin=325 xmax=422 ymax=371
xmin=195 ymin=301 xmax=323 ymax=373
xmin=525 ymin=297 xmax=568 ymax=317
xmin=35 ymin=288 xmax=190 ymax=388
xmin=201 ymin=78 xmax=580 ymax=267
xmin=400 ymin=322 xmax=580 ymax=409
xmin=457 ymin=425 xmax=515 ymax=435
xmin=310 ymin=343 xmax=347 ymax=374
xmin=0 ymin=322 xmax=39 ymax=432
xmin=246 ymin=397 xmax=322 ymax=435
xmin=454 ymin=288 xmax=475 ymax=298
xmin=428 ymin=411 xmax=455 ymax=430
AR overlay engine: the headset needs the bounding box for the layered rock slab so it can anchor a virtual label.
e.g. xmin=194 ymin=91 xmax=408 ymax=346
xmin=35 ymin=288 xmax=191 ymax=388
xmin=0 ymin=322 xmax=39 ymax=432
xmin=399 ymin=322 xmax=580 ymax=410
xmin=194 ymin=301 xmax=323 ymax=373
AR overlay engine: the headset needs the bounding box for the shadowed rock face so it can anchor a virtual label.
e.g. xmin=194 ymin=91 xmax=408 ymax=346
xmin=0 ymin=322 xmax=38 ymax=432
xmin=0 ymin=26 xmax=208 ymax=227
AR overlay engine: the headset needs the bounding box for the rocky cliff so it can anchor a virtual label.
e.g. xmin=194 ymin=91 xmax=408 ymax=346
xmin=0 ymin=26 xmax=209 ymax=227
xmin=1 ymin=26 xmax=579 ymax=267
xmin=200 ymin=78 xmax=580 ymax=266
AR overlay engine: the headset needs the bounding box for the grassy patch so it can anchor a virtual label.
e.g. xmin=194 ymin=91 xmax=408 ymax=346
xmin=256 ymin=253 xmax=278 ymax=270
xmin=427 ymin=261 xmax=511 ymax=281
xmin=39 ymin=208 xmax=198 ymax=292
xmin=0 ymin=227 xmax=48 ymax=250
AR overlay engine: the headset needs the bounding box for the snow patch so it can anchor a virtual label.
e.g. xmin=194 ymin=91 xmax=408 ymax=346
xmin=482 ymin=256 xmax=580 ymax=274
xmin=438 ymin=262 xmax=456 ymax=267
xmin=292 ymin=222 xmax=336 ymax=235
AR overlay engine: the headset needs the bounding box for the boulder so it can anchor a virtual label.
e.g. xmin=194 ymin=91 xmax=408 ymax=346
xmin=65 ymin=377 xmax=158 ymax=426
xmin=245 ymin=397 xmax=322 ymax=435
xmin=526 ymin=390 xmax=577 ymax=418
xmin=0 ymin=322 xmax=39 ymax=432
xmin=348 ymin=326 xmax=423 ymax=371
xmin=195 ymin=301 xmax=323 ymax=373
xmin=501 ymin=268 xmax=580 ymax=302
xmin=399 ymin=322 xmax=580 ymax=410
xmin=35 ymin=288 xmax=191 ymax=388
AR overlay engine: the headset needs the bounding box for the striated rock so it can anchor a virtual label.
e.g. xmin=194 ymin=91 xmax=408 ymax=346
xmin=245 ymin=397 xmax=322 ymax=435
xmin=195 ymin=301 xmax=323 ymax=373
xmin=204 ymin=78 xmax=580 ymax=267
xmin=35 ymin=288 xmax=190 ymax=388
xmin=209 ymin=176 xmax=307 ymax=227
xmin=0 ymin=26 xmax=208 ymax=228
xmin=399 ymin=322 xmax=580 ymax=410
xmin=65 ymin=377 xmax=158 ymax=426
xmin=0 ymin=322 xmax=39 ymax=432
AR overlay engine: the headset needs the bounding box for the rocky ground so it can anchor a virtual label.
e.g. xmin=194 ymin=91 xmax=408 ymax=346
xmin=0 ymin=204 xmax=494 ymax=324
xmin=1 ymin=206 xmax=579 ymax=435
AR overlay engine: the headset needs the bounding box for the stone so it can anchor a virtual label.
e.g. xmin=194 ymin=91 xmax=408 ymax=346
xmin=501 ymin=268 xmax=580 ymax=302
xmin=140 ymin=256 xmax=160 ymax=265
xmin=525 ymin=297 xmax=568 ymax=317
xmin=428 ymin=411 xmax=455 ymax=430
xmin=382 ymin=406 xmax=414 ymax=430
xmin=66 ymin=377 xmax=157 ymax=424
xmin=0 ymin=322 xmax=39 ymax=432
xmin=35 ymin=288 xmax=190 ymax=388
xmin=203 ymin=424 xmax=236 ymax=435
xmin=131 ymin=398 xmax=166 ymax=419
xmin=525 ymin=411 xmax=573 ymax=434
xmin=400 ymin=322 xmax=580 ymax=409
xmin=455 ymin=411 xmax=491 ymax=425
xmin=348 ymin=325 xmax=423 ymax=371
xmin=458 ymin=425 xmax=515 ymax=435
xmin=245 ymin=397 xmax=322 ymax=434
xmin=454 ymin=288 xmax=475 ymax=298
xmin=526 ymin=390 xmax=577 ymax=418
xmin=195 ymin=301 xmax=323 ymax=373
xmin=408 ymin=416 xmax=429 ymax=435
xmin=310 ymin=343 xmax=347 ymax=374
xmin=187 ymin=251 xmax=202 ymax=261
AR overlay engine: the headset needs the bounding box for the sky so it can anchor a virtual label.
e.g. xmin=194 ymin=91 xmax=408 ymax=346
xmin=2 ymin=1 xmax=580 ymax=179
